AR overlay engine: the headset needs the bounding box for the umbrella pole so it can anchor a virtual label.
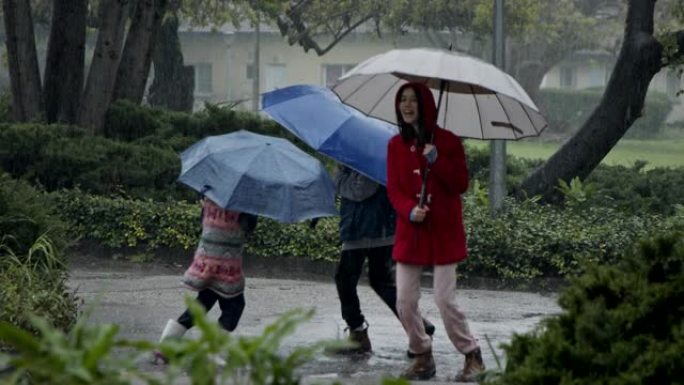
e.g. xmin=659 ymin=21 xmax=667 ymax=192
xmin=433 ymin=78 xmax=447 ymax=144
xmin=418 ymin=79 xmax=448 ymax=207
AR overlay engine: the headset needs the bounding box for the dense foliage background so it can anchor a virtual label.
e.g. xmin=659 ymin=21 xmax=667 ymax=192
xmin=1 ymin=92 xmax=683 ymax=382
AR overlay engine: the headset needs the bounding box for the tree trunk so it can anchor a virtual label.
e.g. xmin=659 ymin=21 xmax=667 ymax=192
xmin=510 ymin=56 xmax=552 ymax=104
xmin=519 ymin=0 xmax=665 ymax=201
xmin=508 ymin=41 xmax=567 ymax=104
xmin=2 ymin=0 xmax=42 ymax=121
xmin=113 ymin=0 xmax=167 ymax=104
xmin=78 ymin=0 xmax=129 ymax=134
xmin=43 ymin=0 xmax=87 ymax=124
xmin=148 ymin=9 xmax=194 ymax=112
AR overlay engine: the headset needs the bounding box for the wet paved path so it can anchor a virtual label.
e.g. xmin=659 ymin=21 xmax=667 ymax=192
xmin=68 ymin=256 xmax=560 ymax=384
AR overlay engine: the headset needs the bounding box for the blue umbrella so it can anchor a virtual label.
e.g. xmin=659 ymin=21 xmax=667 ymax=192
xmin=178 ymin=130 xmax=337 ymax=223
xmin=262 ymin=84 xmax=397 ymax=185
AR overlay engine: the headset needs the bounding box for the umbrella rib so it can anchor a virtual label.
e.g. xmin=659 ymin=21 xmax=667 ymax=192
xmin=493 ymin=93 xmax=519 ymax=140
xmin=521 ymin=103 xmax=544 ymax=136
xmin=367 ymin=76 xmax=402 ymax=118
xmin=333 ymin=74 xmax=397 ymax=126
xmin=470 ymin=84 xmax=486 ymax=139
xmin=339 ymin=74 xmax=373 ymax=101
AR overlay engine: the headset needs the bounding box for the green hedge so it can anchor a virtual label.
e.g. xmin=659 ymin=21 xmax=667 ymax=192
xmin=465 ymin=144 xmax=684 ymax=217
xmin=3 ymin=103 xmax=683 ymax=219
xmin=462 ymin=197 xmax=662 ymax=281
xmin=538 ymin=88 xmax=673 ymax=138
xmin=50 ymin=189 xmax=671 ymax=283
xmin=587 ymin=163 xmax=684 ymax=216
xmin=49 ymin=189 xmax=340 ymax=261
xmin=0 ymin=105 xmax=330 ymax=200
xmin=49 ymin=189 xmax=200 ymax=251
xmin=105 ymin=100 xmax=286 ymax=144
xmin=0 ymin=123 xmax=183 ymax=200
xmin=464 ymin=144 xmax=543 ymax=188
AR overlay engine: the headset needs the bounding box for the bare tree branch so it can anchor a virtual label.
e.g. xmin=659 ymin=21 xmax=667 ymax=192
xmin=276 ymin=7 xmax=376 ymax=56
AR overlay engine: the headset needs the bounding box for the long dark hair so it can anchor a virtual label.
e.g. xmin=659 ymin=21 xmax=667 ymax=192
xmin=395 ymin=84 xmax=428 ymax=146
xmin=238 ymin=212 xmax=258 ymax=234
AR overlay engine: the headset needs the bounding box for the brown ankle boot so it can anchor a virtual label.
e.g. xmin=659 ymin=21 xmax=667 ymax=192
xmin=401 ymin=349 xmax=436 ymax=380
xmin=455 ymin=347 xmax=485 ymax=382
xmin=330 ymin=327 xmax=372 ymax=355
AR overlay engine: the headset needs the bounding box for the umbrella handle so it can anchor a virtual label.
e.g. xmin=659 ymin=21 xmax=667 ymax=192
xmin=419 ymin=77 xmax=448 ymax=208
xmin=418 ymin=167 xmax=430 ymax=207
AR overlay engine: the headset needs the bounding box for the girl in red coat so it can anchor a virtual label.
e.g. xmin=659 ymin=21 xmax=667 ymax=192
xmin=387 ymin=82 xmax=485 ymax=381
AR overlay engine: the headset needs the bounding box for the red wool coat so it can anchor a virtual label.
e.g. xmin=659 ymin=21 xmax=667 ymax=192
xmin=387 ymin=83 xmax=469 ymax=266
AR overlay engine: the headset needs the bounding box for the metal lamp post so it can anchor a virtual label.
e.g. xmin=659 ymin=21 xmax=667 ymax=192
xmin=489 ymin=0 xmax=506 ymax=213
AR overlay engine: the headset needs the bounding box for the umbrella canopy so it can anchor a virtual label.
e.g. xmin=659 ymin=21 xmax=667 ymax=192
xmin=262 ymin=84 xmax=397 ymax=185
xmin=178 ymin=130 xmax=337 ymax=223
xmin=332 ymin=47 xmax=547 ymax=140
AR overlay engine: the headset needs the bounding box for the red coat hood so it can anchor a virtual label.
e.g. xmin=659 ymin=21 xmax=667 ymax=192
xmin=394 ymin=82 xmax=438 ymax=135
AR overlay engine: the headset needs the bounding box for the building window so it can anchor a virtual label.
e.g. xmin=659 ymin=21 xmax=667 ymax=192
xmin=587 ymin=64 xmax=605 ymax=88
xmin=265 ymin=64 xmax=287 ymax=92
xmin=194 ymin=63 xmax=213 ymax=94
xmin=322 ymin=64 xmax=355 ymax=88
xmin=560 ymin=66 xmax=576 ymax=89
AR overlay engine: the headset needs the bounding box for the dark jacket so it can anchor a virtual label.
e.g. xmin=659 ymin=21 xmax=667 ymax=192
xmin=335 ymin=167 xmax=395 ymax=242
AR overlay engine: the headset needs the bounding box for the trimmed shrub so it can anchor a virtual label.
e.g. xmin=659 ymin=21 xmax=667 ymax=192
xmin=0 ymin=123 xmax=86 ymax=179
xmin=464 ymin=143 xmax=543 ymax=187
xmin=0 ymin=123 xmax=183 ymax=200
xmin=538 ymin=88 xmax=673 ymax=139
xmin=49 ymin=189 xmax=199 ymax=251
xmin=0 ymin=106 xmax=324 ymax=200
xmin=465 ymin=144 xmax=684 ymax=217
xmin=246 ymin=215 xmax=340 ymax=262
xmin=587 ymin=163 xmax=684 ymax=216
xmin=104 ymin=100 xmax=286 ymax=143
xmin=461 ymin=197 xmax=661 ymax=282
xmin=485 ymin=230 xmax=684 ymax=385
xmin=104 ymin=99 xmax=163 ymax=141
xmin=51 ymin=189 xmax=670 ymax=283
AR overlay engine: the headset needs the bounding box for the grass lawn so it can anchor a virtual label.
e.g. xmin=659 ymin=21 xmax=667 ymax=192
xmin=465 ymin=138 xmax=684 ymax=169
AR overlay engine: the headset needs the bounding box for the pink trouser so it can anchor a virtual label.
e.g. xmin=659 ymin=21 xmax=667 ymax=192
xmin=396 ymin=262 xmax=479 ymax=355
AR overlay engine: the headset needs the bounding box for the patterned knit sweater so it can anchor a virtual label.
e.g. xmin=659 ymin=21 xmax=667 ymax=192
xmin=182 ymin=199 xmax=246 ymax=298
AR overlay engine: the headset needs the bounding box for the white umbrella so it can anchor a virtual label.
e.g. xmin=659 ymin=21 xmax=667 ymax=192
xmin=332 ymin=47 xmax=547 ymax=140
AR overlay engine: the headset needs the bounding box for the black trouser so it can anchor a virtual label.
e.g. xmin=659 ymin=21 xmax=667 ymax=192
xmin=334 ymin=245 xmax=399 ymax=330
xmin=177 ymin=289 xmax=245 ymax=332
